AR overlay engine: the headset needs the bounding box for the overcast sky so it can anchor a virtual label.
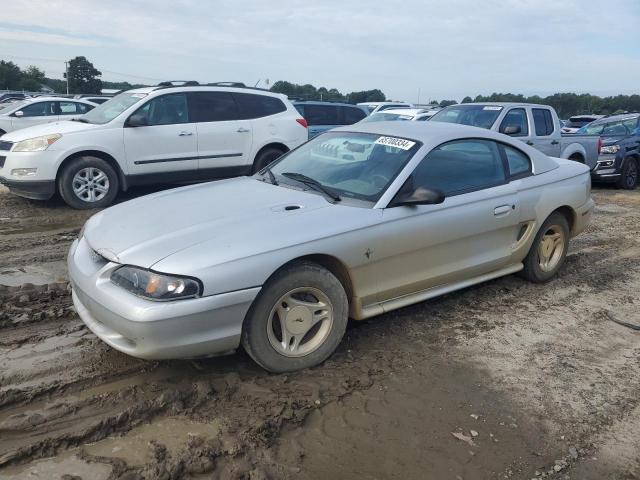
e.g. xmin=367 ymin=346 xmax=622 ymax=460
xmin=1 ymin=0 xmax=639 ymax=102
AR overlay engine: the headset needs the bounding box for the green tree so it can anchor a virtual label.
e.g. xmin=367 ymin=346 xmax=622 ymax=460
xmin=461 ymin=96 xmax=473 ymax=104
xmin=439 ymin=99 xmax=457 ymax=107
xmin=21 ymin=66 xmax=46 ymax=91
xmin=0 ymin=61 xmax=23 ymax=90
xmin=65 ymin=56 xmax=102 ymax=94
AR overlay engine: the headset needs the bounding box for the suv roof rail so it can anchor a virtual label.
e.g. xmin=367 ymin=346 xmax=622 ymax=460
xmin=156 ymin=80 xmax=200 ymax=87
xmin=154 ymin=81 xmax=275 ymax=94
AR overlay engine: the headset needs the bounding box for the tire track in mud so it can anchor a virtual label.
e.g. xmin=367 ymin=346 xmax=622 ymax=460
xmin=1 ymin=188 xmax=640 ymax=479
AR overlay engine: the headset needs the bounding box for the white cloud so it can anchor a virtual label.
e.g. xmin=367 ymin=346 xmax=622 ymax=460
xmin=0 ymin=0 xmax=638 ymax=99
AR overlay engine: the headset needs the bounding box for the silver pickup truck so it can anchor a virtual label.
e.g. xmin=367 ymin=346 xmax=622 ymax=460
xmin=430 ymin=103 xmax=600 ymax=169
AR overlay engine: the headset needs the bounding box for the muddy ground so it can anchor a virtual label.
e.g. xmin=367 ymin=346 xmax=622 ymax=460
xmin=0 ymin=184 xmax=639 ymax=480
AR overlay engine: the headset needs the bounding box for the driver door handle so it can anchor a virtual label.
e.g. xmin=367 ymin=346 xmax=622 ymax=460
xmin=551 ymin=140 xmax=559 ymax=145
xmin=178 ymin=131 xmax=193 ymax=136
xmin=237 ymin=127 xmax=250 ymax=133
xmin=494 ymin=205 xmax=513 ymax=216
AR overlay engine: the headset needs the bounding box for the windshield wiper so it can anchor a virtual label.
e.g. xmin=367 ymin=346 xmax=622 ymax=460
xmin=281 ymin=172 xmax=341 ymax=202
xmin=262 ymin=166 xmax=278 ymax=185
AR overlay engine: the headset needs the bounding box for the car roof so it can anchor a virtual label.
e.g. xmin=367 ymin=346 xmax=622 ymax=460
xmin=589 ymin=113 xmax=639 ymax=124
xmin=331 ymin=121 xmax=559 ymax=175
xmin=126 ymin=85 xmax=288 ymax=99
xmin=449 ymin=102 xmax=555 ymax=109
xmin=374 ymin=108 xmax=424 ymax=116
xmin=293 ymin=101 xmax=363 ymax=107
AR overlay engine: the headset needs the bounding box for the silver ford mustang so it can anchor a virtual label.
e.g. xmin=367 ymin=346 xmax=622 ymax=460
xmin=68 ymin=122 xmax=594 ymax=372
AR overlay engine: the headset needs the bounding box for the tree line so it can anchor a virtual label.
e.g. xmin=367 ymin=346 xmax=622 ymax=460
xmin=461 ymin=93 xmax=640 ymax=118
xmin=0 ymin=57 xmax=143 ymax=95
xmin=2 ymin=57 xmax=639 ymax=117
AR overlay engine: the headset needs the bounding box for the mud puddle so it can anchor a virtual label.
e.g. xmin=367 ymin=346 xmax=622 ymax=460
xmin=0 ymin=262 xmax=68 ymax=287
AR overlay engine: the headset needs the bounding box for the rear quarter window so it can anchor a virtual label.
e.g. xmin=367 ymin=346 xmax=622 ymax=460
xmin=234 ymin=93 xmax=287 ymax=119
xmin=341 ymin=106 xmax=366 ymax=125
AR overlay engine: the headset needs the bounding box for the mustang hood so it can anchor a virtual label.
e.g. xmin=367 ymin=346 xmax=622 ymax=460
xmin=84 ymin=177 xmax=364 ymax=269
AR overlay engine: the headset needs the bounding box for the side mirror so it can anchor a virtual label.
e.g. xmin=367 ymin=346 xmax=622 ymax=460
xmin=127 ymin=113 xmax=149 ymax=127
xmin=390 ymin=186 xmax=445 ymax=207
xmin=13 ymin=110 xmax=24 ymax=117
xmin=502 ymin=125 xmax=521 ymax=135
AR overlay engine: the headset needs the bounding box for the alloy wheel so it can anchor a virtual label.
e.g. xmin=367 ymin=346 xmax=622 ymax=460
xmin=72 ymin=167 xmax=110 ymax=203
xmin=537 ymin=225 xmax=566 ymax=272
xmin=266 ymin=287 xmax=334 ymax=357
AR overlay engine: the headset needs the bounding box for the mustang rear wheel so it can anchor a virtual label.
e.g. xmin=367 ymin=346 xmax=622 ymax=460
xmin=520 ymin=212 xmax=570 ymax=283
xmin=241 ymin=262 xmax=348 ymax=373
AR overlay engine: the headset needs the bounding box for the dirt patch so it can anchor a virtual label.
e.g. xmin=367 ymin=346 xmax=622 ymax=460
xmin=1 ymin=185 xmax=639 ymax=479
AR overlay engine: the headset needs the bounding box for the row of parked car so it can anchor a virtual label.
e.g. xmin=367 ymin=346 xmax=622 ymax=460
xmin=0 ymin=81 xmax=638 ymax=210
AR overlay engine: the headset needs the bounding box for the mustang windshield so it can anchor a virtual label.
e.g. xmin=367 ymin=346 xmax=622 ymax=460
xmin=267 ymin=132 xmax=421 ymax=203
xmin=430 ymin=104 xmax=503 ymax=129
xmin=82 ymin=92 xmax=148 ymax=124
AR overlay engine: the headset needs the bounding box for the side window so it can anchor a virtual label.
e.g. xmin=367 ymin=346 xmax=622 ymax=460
xmin=499 ymin=108 xmax=528 ymax=136
xmin=135 ymin=93 xmax=189 ymax=126
xmin=532 ymin=108 xmax=554 ymax=136
xmin=602 ymin=121 xmax=628 ymax=136
xmin=58 ymin=101 xmax=88 ymax=115
xmin=412 ymin=139 xmax=506 ymax=196
xmin=76 ymin=103 xmax=94 ymax=113
xmin=233 ymin=93 xmax=287 ymax=119
xmin=20 ymin=102 xmax=54 ymax=117
xmin=622 ymin=117 xmax=639 ymax=134
xmin=341 ymin=106 xmax=366 ymax=125
xmin=188 ymin=92 xmax=238 ymax=122
xmin=303 ymin=105 xmax=339 ymax=126
xmin=502 ymin=144 xmax=531 ymax=178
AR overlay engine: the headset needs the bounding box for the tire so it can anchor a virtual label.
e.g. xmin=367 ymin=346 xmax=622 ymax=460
xmin=252 ymin=147 xmax=285 ymax=174
xmin=520 ymin=212 xmax=570 ymax=283
xmin=616 ymin=157 xmax=638 ymax=190
xmin=0 ymin=130 xmax=6 ymax=137
xmin=241 ymin=261 xmax=348 ymax=373
xmin=58 ymin=156 xmax=119 ymax=209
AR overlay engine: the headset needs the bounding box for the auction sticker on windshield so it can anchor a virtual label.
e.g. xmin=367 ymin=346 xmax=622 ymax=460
xmin=375 ymin=136 xmax=416 ymax=150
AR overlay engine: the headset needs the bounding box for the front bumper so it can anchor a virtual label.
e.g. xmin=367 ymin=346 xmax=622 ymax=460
xmin=0 ymin=149 xmax=61 ymax=199
xmin=68 ymin=237 xmax=261 ymax=360
xmin=590 ymin=155 xmax=621 ymax=183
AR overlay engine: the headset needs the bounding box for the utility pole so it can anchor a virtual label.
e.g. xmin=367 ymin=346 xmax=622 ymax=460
xmin=65 ymin=61 xmax=69 ymax=95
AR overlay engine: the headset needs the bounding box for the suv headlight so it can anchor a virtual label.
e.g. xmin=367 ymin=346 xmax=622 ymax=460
xmin=600 ymin=145 xmax=620 ymax=155
xmin=111 ymin=265 xmax=202 ymax=301
xmin=13 ymin=134 xmax=62 ymax=152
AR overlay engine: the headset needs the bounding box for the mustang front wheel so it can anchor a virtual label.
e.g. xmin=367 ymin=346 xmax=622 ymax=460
xmin=242 ymin=262 xmax=348 ymax=372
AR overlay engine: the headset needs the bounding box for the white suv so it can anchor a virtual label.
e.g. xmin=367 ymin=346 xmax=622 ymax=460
xmin=0 ymin=84 xmax=308 ymax=208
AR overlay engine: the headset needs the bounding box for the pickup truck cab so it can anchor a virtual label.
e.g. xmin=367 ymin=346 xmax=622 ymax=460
xmin=430 ymin=103 xmax=600 ymax=169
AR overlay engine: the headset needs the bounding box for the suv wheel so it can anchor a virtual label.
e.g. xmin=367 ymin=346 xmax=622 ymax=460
xmin=617 ymin=158 xmax=638 ymax=190
xmin=241 ymin=261 xmax=348 ymax=372
xmin=252 ymin=147 xmax=285 ymax=174
xmin=58 ymin=156 xmax=119 ymax=209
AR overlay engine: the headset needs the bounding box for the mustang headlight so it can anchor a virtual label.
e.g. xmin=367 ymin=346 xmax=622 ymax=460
xmin=111 ymin=266 xmax=202 ymax=301
xmin=600 ymin=145 xmax=620 ymax=155
xmin=13 ymin=134 xmax=62 ymax=152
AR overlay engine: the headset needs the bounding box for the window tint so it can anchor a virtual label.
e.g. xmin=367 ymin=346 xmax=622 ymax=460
xmin=58 ymin=101 xmax=92 ymax=115
xmin=233 ymin=93 xmax=286 ymax=119
xmin=303 ymin=105 xmax=340 ymax=126
xmin=532 ymin=108 xmax=554 ymax=136
xmin=341 ymin=106 xmax=366 ymax=125
xmin=412 ymin=139 xmax=505 ymax=196
xmin=623 ymin=117 xmax=639 ymax=133
xmin=602 ymin=121 xmax=628 ymax=136
xmin=20 ymin=101 xmax=55 ymax=117
xmin=503 ymin=144 xmax=531 ymax=177
xmin=188 ymin=92 xmax=238 ymax=122
xmin=135 ymin=94 xmax=189 ymax=126
xmin=499 ymin=108 xmax=528 ymax=136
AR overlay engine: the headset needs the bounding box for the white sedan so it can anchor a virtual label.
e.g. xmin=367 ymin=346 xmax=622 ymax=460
xmin=0 ymin=97 xmax=95 ymax=136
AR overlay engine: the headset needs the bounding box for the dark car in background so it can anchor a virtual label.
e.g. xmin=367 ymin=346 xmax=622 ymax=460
xmin=581 ymin=114 xmax=640 ymax=189
xmin=293 ymin=101 xmax=368 ymax=138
